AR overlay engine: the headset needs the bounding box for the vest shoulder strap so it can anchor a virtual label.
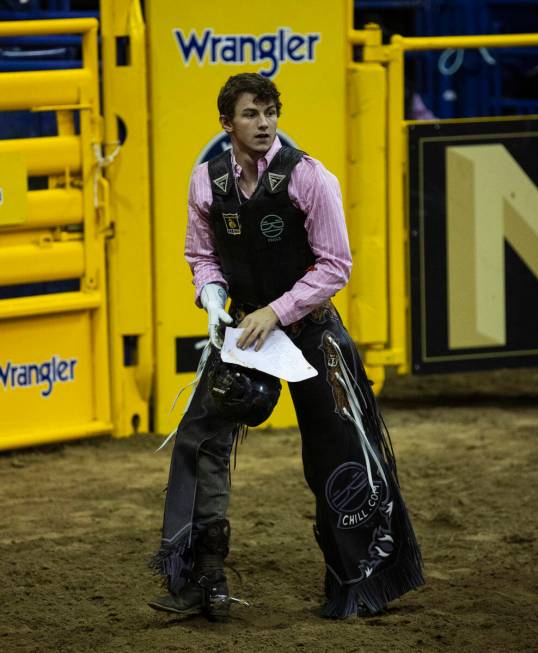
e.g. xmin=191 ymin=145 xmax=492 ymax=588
xmin=207 ymin=149 xmax=233 ymax=196
xmin=207 ymin=145 xmax=305 ymax=197
xmin=262 ymin=146 xmax=305 ymax=195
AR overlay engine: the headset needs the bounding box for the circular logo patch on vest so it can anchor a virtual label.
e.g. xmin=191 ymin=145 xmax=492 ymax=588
xmin=260 ymin=214 xmax=284 ymax=241
xmin=325 ymin=462 xmax=383 ymax=529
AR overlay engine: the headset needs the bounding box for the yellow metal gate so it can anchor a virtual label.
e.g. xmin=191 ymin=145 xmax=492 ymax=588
xmin=345 ymin=17 xmax=538 ymax=389
xmin=0 ymin=19 xmax=112 ymax=450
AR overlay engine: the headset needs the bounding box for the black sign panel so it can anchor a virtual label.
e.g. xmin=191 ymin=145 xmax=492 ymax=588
xmin=175 ymin=335 xmax=208 ymax=373
xmin=408 ymin=119 xmax=538 ymax=374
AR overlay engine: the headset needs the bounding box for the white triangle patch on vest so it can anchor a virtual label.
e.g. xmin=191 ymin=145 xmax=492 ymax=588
xmin=213 ymin=173 xmax=229 ymax=193
xmin=268 ymin=172 xmax=286 ymax=192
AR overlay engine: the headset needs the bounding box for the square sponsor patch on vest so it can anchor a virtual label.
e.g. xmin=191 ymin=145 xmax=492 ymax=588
xmin=223 ymin=212 xmax=241 ymax=235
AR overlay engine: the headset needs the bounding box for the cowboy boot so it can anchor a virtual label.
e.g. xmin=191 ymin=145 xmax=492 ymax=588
xmin=148 ymin=519 xmax=231 ymax=621
xmin=195 ymin=519 xmax=231 ymax=622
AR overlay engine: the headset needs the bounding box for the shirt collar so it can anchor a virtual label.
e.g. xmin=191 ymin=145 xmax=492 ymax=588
xmin=230 ymin=135 xmax=282 ymax=180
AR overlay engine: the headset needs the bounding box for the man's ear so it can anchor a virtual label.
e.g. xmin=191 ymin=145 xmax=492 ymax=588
xmin=220 ymin=114 xmax=233 ymax=133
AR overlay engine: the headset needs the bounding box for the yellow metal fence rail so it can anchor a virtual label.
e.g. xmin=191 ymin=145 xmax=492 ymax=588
xmin=345 ymin=2 xmax=538 ymax=387
xmin=0 ymin=18 xmax=112 ymax=449
xmin=100 ymin=0 xmax=153 ymax=437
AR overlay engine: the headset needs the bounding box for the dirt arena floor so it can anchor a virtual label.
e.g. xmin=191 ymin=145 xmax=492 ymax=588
xmin=1 ymin=368 xmax=537 ymax=653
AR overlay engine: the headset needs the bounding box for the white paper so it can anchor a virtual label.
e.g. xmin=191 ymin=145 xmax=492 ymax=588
xmin=221 ymin=327 xmax=318 ymax=382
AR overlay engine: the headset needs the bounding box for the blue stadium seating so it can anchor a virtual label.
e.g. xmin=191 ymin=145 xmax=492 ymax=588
xmin=356 ymin=0 xmax=538 ymax=118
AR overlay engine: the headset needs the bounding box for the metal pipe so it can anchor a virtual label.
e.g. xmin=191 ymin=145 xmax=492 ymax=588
xmin=24 ymin=189 xmax=83 ymax=230
xmin=0 ymin=241 xmax=84 ymax=285
xmin=0 ymin=18 xmax=98 ymax=38
xmin=348 ymin=30 xmax=370 ymax=46
xmin=385 ymin=41 xmax=408 ymax=372
xmin=0 ymin=69 xmax=91 ymax=111
xmin=0 ymin=290 xmax=101 ymax=320
xmin=0 ymin=136 xmax=80 ymax=175
xmin=398 ymin=33 xmax=538 ymax=51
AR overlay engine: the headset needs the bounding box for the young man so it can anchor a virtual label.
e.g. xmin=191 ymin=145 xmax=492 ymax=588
xmin=149 ymin=73 xmax=423 ymax=621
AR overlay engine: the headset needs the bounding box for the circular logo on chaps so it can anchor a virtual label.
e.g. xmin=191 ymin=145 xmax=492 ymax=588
xmin=325 ymin=462 xmax=382 ymax=529
xmin=260 ymin=214 xmax=284 ymax=241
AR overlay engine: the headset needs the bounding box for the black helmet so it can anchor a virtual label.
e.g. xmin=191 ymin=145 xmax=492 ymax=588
xmin=208 ymin=360 xmax=281 ymax=427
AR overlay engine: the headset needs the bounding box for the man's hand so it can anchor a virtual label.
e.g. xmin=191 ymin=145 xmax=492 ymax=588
xmin=200 ymin=283 xmax=233 ymax=349
xmin=237 ymin=306 xmax=279 ymax=351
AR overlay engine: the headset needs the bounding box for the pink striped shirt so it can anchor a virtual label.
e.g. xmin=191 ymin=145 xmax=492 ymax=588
xmin=184 ymin=136 xmax=352 ymax=326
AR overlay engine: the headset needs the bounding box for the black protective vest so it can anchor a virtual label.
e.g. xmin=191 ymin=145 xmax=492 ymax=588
xmin=208 ymin=146 xmax=315 ymax=307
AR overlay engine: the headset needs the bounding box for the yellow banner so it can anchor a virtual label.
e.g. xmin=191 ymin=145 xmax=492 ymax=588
xmin=147 ymin=0 xmax=348 ymax=433
xmin=0 ymin=313 xmax=93 ymax=436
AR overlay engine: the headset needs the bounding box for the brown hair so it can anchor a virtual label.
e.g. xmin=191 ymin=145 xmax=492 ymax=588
xmin=217 ymin=73 xmax=282 ymax=119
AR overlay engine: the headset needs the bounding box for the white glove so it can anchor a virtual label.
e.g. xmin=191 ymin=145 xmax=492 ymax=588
xmin=200 ymin=283 xmax=233 ymax=349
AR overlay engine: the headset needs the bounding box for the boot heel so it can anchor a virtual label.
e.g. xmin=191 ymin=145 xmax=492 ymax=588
xmin=205 ymin=576 xmax=230 ymax=622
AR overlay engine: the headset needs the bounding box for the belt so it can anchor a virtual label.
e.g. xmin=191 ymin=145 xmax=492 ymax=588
xmin=229 ymin=300 xmax=339 ymax=337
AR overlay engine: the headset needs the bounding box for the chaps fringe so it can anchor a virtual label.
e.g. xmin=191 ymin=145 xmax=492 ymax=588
xmin=149 ymin=539 xmax=192 ymax=595
xmin=322 ymin=549 xmax=424 ymax=619
xmin=321 ymin=487 xmax=424 ymax=619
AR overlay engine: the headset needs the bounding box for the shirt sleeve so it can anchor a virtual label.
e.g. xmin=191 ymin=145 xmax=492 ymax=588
xmin=269 ymin=156 xmax=352 ymax=326
xmin=184 ymin=163 xmax=228 ymax=306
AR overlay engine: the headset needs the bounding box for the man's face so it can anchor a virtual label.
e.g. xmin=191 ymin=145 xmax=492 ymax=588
xmin=221 ymin=92 xmax=278 ymax=157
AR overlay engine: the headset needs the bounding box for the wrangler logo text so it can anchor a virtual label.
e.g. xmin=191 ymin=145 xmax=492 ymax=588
xmin=0 ymin=355 xmax=78 ymax=398
xmin=173 ymin=27 xmax=321 ymax=78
